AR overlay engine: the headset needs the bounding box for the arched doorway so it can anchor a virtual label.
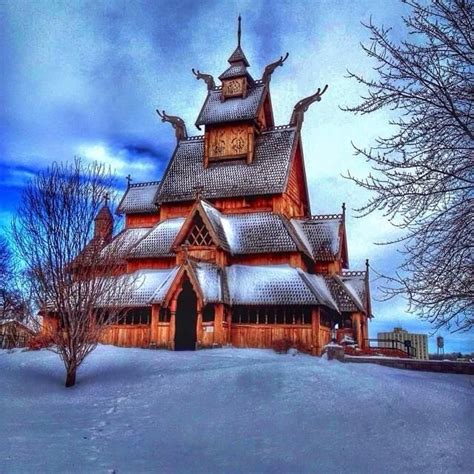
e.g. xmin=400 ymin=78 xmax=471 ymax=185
xmin=175 ymin=278 xmax=197 ymax=351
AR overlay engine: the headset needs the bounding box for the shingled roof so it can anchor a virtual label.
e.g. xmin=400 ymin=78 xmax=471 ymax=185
xmin=227 ymin=45 xmax=250 ymax=66
xmin=157 ymin=127 xmax=297 ymax=203
xmin=226 ymin=264 xmax=321 ymax=306
xmin=324 ymin=272 xmax=368 ymax=314
xmin=100 ymin=227 xmax=151 ymax=259
xmin=195 ymin=82 xmax=266 ymax=127
xmin=339 ymin=270 xmax=368 ymax=313
xmin=291 ymin=215 xmax=343 ymax=261
xmin=117 ymin=181 xmax=160 ymax=214
xmin=131 ymin=218 xmax=185 ymax=258
xmin=93 ymin=260 xmax=370 ymax=313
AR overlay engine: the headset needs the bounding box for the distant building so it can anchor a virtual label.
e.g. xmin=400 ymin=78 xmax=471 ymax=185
xmin=378 ymin=327 xmax=428 ymax=360
xmin=0 ymin=320 xmax=36 ymax=349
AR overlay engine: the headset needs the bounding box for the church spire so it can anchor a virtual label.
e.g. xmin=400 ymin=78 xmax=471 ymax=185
xmin=226 ymin=15 xmax=250 ymax=67
xmin=237 ymin=14 xmax=241 ymax=48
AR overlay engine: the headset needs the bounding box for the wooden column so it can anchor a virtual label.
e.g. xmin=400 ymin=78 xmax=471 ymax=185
xmin=150 ymin=305 xmax=159 ymax=344
xmin=169 ymin=299 xmax=177 ymax=350
xmin=214 ymin=304 xmax=225 ymax=346
xmin=312 ymin=307 xmax=321 ymax=356
xmin=226 ymin=308 xmax=232 ymax=345
xmin=352 ymin=312 xmax=362 ymax=348
xmin=196 ymin=302 xmax=203 ymax=348
xmin=361 ymin=315 xmax=369 ymax=349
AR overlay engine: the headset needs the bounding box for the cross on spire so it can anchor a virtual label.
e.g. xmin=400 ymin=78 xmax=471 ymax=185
xmin=126 ymin=174 xmax=132 ymax=188
xmin=104 ymin=192 xmax=110 ymax=206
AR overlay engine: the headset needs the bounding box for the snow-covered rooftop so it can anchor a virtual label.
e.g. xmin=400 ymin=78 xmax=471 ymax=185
xmin=117 ymin=181 xmax=160 ymax=214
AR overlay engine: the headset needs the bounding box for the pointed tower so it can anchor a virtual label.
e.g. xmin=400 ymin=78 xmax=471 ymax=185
xmin=94 ymin=196 xmax=113 ymax=242
xmin=195 ymin=17 xmax=273 ymax=167
xmin=219 ymin=16 xmax=254 ymax=99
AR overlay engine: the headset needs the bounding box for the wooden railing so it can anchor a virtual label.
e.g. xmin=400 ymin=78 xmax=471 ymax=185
xmin=365 ymin=338 xmax=414 ymax=358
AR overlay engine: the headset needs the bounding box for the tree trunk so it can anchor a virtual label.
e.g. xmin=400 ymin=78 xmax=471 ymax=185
xmin=65 ymin=365 xmax=77 ymax=387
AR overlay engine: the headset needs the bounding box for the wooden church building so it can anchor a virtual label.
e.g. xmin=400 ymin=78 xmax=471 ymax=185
xmin=67 ymin=20 xmax=372 ymax=354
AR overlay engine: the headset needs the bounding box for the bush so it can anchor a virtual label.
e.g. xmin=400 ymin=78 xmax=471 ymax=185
xmin=27 ymin=334 xmax=53 ymax=351
xmin=294 ymin=340 xmax=311 ymax=354
xmin=272 ymin=338 xmax=292 ymax=354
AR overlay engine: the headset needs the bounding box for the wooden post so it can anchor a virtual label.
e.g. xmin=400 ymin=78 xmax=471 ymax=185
xmin=169 ymin=299 xmax=177 ymax=350
xmin=352 ymin=312 xmax=362 ymax=348
xmin=361 ymin=314 xmax=369 ymax=349
xmin=151 ymin=305 xmax=159 ymax=344
xmin=227 ymin=308 xmax=232 ymax=345
xmin=312 ymin=307 xmax=321 ymax=356
xmin=214 ymin=303 xmax=224 ymax=346
xmin=196 ymin=302 xmax=203 ymax=348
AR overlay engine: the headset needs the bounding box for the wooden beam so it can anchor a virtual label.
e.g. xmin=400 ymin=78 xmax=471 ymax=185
xmin=151 ymin=304 xmax=160 ymax=344
xmin=312 ymin=307 xmax=321 ymax=356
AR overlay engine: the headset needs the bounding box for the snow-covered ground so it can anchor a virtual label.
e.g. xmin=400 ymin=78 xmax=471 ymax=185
xmin=0 ymin=346 xmax=472 ymax=473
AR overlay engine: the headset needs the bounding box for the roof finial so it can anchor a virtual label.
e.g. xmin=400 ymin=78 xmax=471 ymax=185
xmin=238 ymin=15 xmax=242 ymax=48
xmin=104 ymin=192 xmax=110 ymax=206
xmin=126 ymin=174 xmax=132 ymax=188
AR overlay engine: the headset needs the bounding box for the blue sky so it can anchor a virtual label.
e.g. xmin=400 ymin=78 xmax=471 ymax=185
xmin=2 ymin=0 xmax=472 ymax=353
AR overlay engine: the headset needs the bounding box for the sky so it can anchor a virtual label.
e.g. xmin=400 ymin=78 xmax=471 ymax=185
xmin=1 ymin=0 xmax=472 ymax=353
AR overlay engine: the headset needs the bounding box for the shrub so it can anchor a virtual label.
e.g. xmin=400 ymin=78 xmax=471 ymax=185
xmin=272 ymin=338 xmax=292 ymax=354
xmin=27 ymin=334 xmax=53 ymax=351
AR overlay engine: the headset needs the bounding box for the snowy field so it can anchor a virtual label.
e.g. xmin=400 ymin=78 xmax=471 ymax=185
xmin=0 ymin=346 xmax=472 ymax=474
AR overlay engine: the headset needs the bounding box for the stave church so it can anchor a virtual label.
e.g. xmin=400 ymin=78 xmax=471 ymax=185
xmin=55 ymin=20 xmax=373 ymax=354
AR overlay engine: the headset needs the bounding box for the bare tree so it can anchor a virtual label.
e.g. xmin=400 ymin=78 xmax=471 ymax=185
xmin=342 ymin=0 xmax=473 ymax=332
xmin=13 ymin=159 xmax=138 ymax=387
xmin=0 ymin=234 xmax=13 ymax=292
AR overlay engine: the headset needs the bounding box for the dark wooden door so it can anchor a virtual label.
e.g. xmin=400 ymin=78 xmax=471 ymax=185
xmin=175 ymin=279 xmax=197 ymax=351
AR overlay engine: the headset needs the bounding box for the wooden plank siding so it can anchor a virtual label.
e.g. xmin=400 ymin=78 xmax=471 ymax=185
xmin=55 ymin=317 xmax=332 ymax=355
xmin=127 ymin=258 xmax=175 ymax=272
xmin=126 ymin=214 xmax=160 ymax=228
xmin=231 ymin=324 xmax=313 ymax=351
xmin=101 ymin=325 xmax=151 ymax=348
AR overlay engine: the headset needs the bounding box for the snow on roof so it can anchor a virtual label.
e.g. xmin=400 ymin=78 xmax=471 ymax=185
xmin=195 ymin=83 xmax=265 ymax=126
xmin=200 ymin=202 xmax=230 ymax=251
xmin=300 ymin=272 xmax=339 ymax=312
xmin=131 ymin=218 xmax=185 ymax=258
xmin=199 ymin=202 xmax=302 ymax=256
xmin=157 ymin=127 xmax=296 ymax=203
xmin=94 ymin=261 xmax=366 ymax=313
xmin=324 ymin=272 xmax=368 ymax=314
xmin=117 ymin=181 xmax=160 ymax=214
xmin=224 ymin=213 xmax=299 ymax=255
xmin=149 ymin=267 xmax=180 ymax=304
xmin=193 ymin=262 xmax=224 ymax=304
xmin=291 ymin=216 xmax=342 ymax=261
xmin=226 ymin=264 xmax=320 ymax=306
xmin=340 ymin=271 xmax=367 ymax=313
xmin=97 ymin=268 xmax=179 ymax=307
xmin=101 ymin=227 xmax=151 ymax=259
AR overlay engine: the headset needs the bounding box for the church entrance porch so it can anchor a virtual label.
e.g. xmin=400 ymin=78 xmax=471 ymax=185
xmin=174 ymin=279 xmax=198 ymax=351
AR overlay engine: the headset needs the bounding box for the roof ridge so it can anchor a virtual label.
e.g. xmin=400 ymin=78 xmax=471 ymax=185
xmin=182 ymin=135 xmax=204 ymax=142
xmin=262 ymin=124 xmax=295 ymax=133
xmin=129 ymin=180 xmax=161 ymax=188
xmin=306 ymin=213 xmax=343 ymax=221
xmin=341 ymin=270 xmax=366 ymax=277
